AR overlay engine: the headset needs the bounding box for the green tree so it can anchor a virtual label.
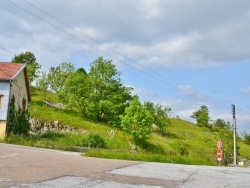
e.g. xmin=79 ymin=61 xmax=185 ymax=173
xmin=59 ymin=68 xmax=89 ymax=117
xmin=6 ymin=96 xmax=16 ymax=135
xmin=47 ymin=62 xmax=75 ymax=93
xmin=120 ymin=97 xmax=153 ymax=144
xmin=212 ymin=119 xmax=231 ymax=131
xmin=6 ymin=96 xmax=31 ymax=135
xmin=11 ymin=51 xmax=41 ymax=84
xmin=36 ymin=71 xmax=49 ymax=97
xmin=144 ymin=102 xmax=171 ymax=134
xmin=191 ymin=105 xmax=210 ymax=128
xmin=87 ymin=57 xmax=132 ymax=125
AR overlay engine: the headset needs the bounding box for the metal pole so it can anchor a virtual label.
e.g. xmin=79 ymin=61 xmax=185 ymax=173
xmin=232 ymin=104 xmax=237 ymax=165
xmin=233 ymin=117 xmax=237 ymax=165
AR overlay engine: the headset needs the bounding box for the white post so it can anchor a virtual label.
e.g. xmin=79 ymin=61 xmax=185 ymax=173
xmin=233 ymin=117 xmax=237 ymax=165
xmin=232 ymin=104 xmax=237 ymax=165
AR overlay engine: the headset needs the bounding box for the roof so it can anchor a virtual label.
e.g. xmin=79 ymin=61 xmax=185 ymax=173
xmin=0 ymin=62 xmax=31 ymax=102
xmin=0 ymin=62 xmax=26 ymax=80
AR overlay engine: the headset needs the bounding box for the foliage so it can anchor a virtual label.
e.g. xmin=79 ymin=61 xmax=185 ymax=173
xmin=11 ymin=51 xmax=41 ymax=84
xmin=218 ymin=128 xmax=237 ymax=164
xmin=87 ymin=57 xmax=132 ymax=125
xmin=6 ymin=96 xmax=31 ymax=135
xmin=120 ymin=97 xmax=153 ymax=144
xmin=87 ymin=133 xmax=106 ymax=148
xmin=59 ymin=69 xmax=89 ymax=117
xmin=241 ymin=131 xmax=250 ymax=145
xmin=170 ymin=141 xmax=189 ymax=156
xmin=6 ymin=96 xmax=16 ymax=135
xmin=212 ymin=119 xmax=231 ymax=130
xmin=4 ymin=88 xmax=250 ymax=166
xmin=59 ymin=57 xmax=132 ymax=125
xmin=47 ymin=62 xmax=75 ymax=93
xmin=36 ymin=71 xmax=49 ymax=97
xmin=144 ymin=101 xmax=171 ymax=134
xmin=191 ymin=105 xmax=210 ymax=128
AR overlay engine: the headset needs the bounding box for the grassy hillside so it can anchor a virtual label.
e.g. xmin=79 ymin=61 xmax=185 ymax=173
xmin=4 ymin=87 xmax=250 ymax=166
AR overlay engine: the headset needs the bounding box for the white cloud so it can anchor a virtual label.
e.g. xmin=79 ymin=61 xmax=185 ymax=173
xmin=126 ymin=85 xmax=157 ymax=100
xmin=240 ymin=88 xmax=250 ymax=96
xmin=2 ymin=0 xmax=250 ymax=70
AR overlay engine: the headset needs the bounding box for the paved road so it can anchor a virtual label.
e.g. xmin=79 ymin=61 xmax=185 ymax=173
xmin=0 ymin=143 xmax=249 ymax=188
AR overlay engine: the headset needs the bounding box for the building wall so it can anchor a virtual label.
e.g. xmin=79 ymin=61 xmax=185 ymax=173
xmin=0 ymin=82 xmax=11 ymax=120
xmin=0 ymin=69 xmax=29 ymax=139
xmin=10 ymin=70 xmax=29 ymax=111
xmin=0 ymin=120 xmax=6 ymax=140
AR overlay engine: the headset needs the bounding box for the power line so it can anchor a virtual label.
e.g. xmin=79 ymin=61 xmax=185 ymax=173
xmin=20 ymin=0 xmax=230 ymax=109
xmin=0 ymin=46 xmax=16 ymax=55
xmin=21 ymin=0 xmax=180 ymax=87
xmin=4 ymin=0 xmax=230 ymax=109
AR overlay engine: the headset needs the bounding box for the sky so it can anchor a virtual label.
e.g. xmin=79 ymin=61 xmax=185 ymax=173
xmin=1 ymin=0 xmax=250 ymax=133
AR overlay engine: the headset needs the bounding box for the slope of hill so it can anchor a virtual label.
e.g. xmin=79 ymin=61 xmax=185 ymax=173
xmin=6 ymin=87 xmax=250 ymax=166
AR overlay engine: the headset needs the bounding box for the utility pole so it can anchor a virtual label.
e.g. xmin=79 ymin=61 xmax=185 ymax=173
xmin=232 ymin=104 xmax=237 ymax=165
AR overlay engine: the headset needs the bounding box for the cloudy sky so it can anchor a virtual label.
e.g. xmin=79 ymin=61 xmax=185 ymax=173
xmin=1 ymin=0 xmax=250 ymax=133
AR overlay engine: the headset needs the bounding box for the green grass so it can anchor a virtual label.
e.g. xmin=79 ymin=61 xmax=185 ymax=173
xmin=2 ymin=87 xmax=250 ymax=166
xmin=85 ymin=149 xmax=216 ymax=166
xmin=4 ymin=132 xmax=86 ymax=151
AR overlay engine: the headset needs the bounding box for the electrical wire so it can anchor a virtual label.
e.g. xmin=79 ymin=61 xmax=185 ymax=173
xmin=3 ymin=0 xmax=231 ymax=109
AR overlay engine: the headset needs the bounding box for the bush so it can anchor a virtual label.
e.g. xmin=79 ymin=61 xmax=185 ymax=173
xmin=6 ymin=96 xmax=31 ymax=136
xmin=87 ymin=134 xmax=106 ymax=148
xmin=170 ymin=141 xmax=189 ymax=156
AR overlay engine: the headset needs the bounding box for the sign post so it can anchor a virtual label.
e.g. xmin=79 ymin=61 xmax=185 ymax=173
xmin=217 ymin=140 xmax=223 ymax=166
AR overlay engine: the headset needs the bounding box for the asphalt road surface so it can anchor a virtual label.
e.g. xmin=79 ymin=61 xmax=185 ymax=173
xmin=0 ymin=143 xmax=249 ymax=188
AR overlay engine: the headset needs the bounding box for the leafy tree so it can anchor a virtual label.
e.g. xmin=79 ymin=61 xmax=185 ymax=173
xmin=120 ymin=97 xmax=153 ymax=144
xmin=59 ymin=68 xmax=89 ymax=117
xmin=191 ymin=105 xmax=210 ymax=128
xmin=36 ymin=71 xmax=49 ymax=97
xmin=86 ymin=57 xmax=132 ymax=125
xmin=47 ymin=62 xmax=75 ymax=93
xmin=11 ymin=51 xmax=41 ymax=84
xmin=144 ymin=102 xmax=171 ymax=134
xmin=212 ymin=119 xmax=231 ymax=131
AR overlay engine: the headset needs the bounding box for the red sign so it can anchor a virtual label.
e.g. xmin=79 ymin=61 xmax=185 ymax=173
xmin=217 ymin=149 xmax=222 ymax=158
xmin=217 ymin=140 xmax=223 ymax=161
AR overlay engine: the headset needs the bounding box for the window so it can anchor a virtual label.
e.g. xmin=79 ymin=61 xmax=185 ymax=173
xmin=22 ymin=98 xmax=26 ymax=113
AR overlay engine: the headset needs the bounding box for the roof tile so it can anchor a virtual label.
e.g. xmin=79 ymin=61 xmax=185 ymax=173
xmin=0 ymin=62 xmax=25 ymax=80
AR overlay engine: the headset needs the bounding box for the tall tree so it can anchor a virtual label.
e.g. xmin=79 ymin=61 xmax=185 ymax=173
xmin=36 ymin=71 xmax=49 ymax=97
xmin=144 ymin=102 xmax=172 ymax=134
xmin=87 ymin=57 xmax=132 ymax=125
xmin=59 ymin=68 xmax=89 ymax=117
xmin=120 ymin=97 xmax=153 ymax=144
xmin=213 ymin=119 xmax=231 ymax=130
xmin=191 ymin=105 xmax=210 ymax=128
xmin=12 ymin=51 xmax=41 ymax=84
xmin=47 ymin=62 xmax=75 ymax=93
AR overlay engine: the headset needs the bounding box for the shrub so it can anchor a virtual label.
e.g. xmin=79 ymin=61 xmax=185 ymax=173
xmin=170 ymin=141 xmax=189 ymax=156
xmin=87 ymin=134 xmax=106 ymax=148
xmin=6 ymin=96 xmax=31 ymax=135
